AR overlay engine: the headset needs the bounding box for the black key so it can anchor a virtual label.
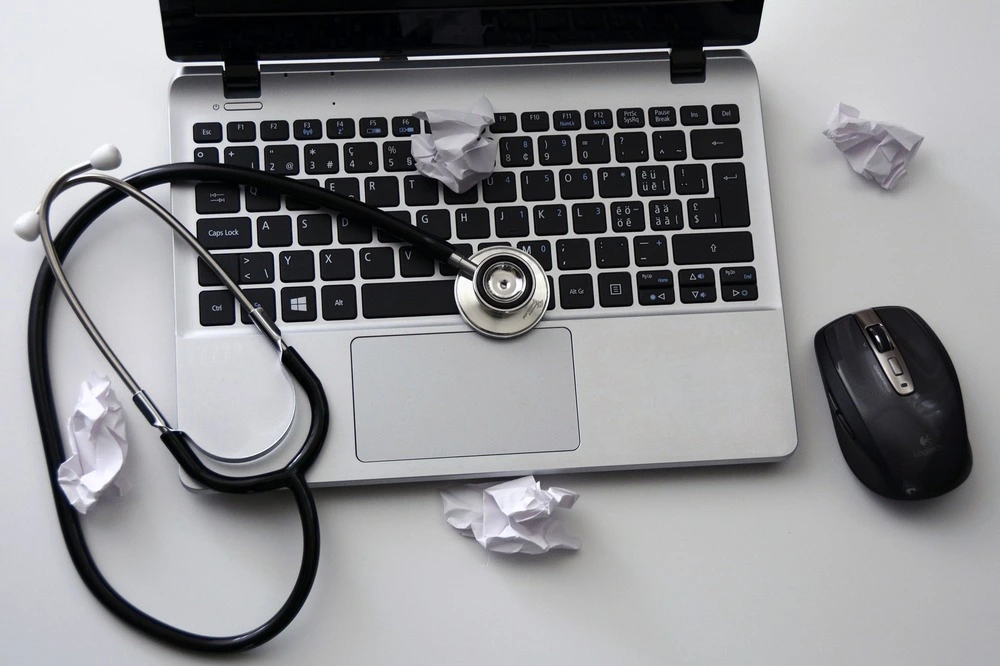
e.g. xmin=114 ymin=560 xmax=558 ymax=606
xmin=595 ymin=237 xmax=630 ymax=268
xmin=712 ymin=104 xmax=740 ymax=125
xmin=360 ymin=247 xmax=395 ymax=279
xmin=553 ymin=110 xmax=581 ymax=131
xmin=648 ymin=106 xmax=676 ymax=127
xmin=516 ymin=240 xmax=553 ymax=270
xmin=246 ymin=185 xmax=281 ymax=212
xmin=264 ymin=145 xmax=299 ymax=175
xmin=239 ymin=288 xmax=278 ymax=325
xmin=533 ymin=205 xmax=568 ymax=235
xmin=688 ymin=198 xmax=722 ymax=229
xmin=296 ymin=214 xmax=333 ymax=245
xmin=482 ymin=172 xmax=517 ymax=203
xmin=383 ymin=141 xmax=416 ymax=172
xmin=598 ymin=272 xmax=633 ymax=307
xmin=672 ymin=231 xmax=754 ymax=265
xmin=712 ymin=163 xmax=751 ymax=227
xmin=637 ymin=269 xmax=674 ymax=288
xmin=416 ymin=209 xmax=451 ymax=240
xmin=199 ymin=290 xmax=234 ymax=326
xmin=444 ymin=185 xmax=478 ymax=204
xmin=362 ymin=281 xmax=459 ymax=318
xmin=720 ymin=266 xmax=757 ymax=284
xmin=635 ymin=166 xmax=671 ymax=197
xmin=556 ymin=238 xmax=591 ymax=270
xmin=285 ymin=178 xmax=320 ymax=212
xmin=653 ymin=131 xmax=687 ymax=161
xmin=616 ymin=108 xmax=644 ymax=128
xmin=281 ymin=286 xmax=317 ymax=322
xmin=547 ymin=276 xmax=556 ymax=310
xmin=559 ymin=274 xmax=595 ymax=309
xmin=576 ymin=134 xmax=611 ymax=164
xmin=722 ymin=284 xmax=758 ymax=302
xmin=495 ymin=206 xmax=530 ymax=238
xmin=293 ymin=119 xmax=322 ymax=140
xmin=227 ymin=121 xmax=256 ymax=142
xmin=673 ymin=164 xmax=709 ymax=195
xmin=377 ymin=210 xmax=412 ymax=243
xmin=196 ymin=183 xmax=241 ymax=214
xmin=478 ymin=242 xmax=511 ymax=250
xmin=456 ymin=208 xmax=491 ymax=239
xmin=403 ymin=175 xmax=439 ymax=206
xmin=324 ymin=177 xmax=360 ymax=200
xmin=260 ymin=120 xmax=290 ymax=141
xmin=520 ymin=170 xmax=555 ymax=201
xmin=279 ymin=250 xmax=315 ymax=282
xmin=364 ymin=176 xmax=400 ymax=207
xmin=585 ymin=109 xmax=613 ymax=130
xmin=538 ymin=135 xmax=573 ymax=165
xmin=490 ymin=112 xmax=517 ymax=133
xmin=198 ymin=253 xmax=239 ymax=287
xmin=680 ymin=105 xmax=709 ymax=126
xmin=559 ymin=168 xmax=594 ymax=200
xmin=337 ymin=215 xmax=373 ymax=245
xmin=521 ymin=111 xmax=549 ymax=132
xmin=598 ymin=168 xmax=632 ymax=198
xmin=680 ymin=286 xmax=717 ymax=304
xmin=679 ymin=268 xmax=715 ymax=286
xmin=610 ymin=201 xmax=645 ymax=232
xmin=304 ymin=144 xmax=340 ymax=175
xmin=639 ymin=286 xmax=674 ymax=306
xmin=197 ymin=216 xmax=251 ymax=249
xmin=500 ymin=137 xmax=534 ymax=168
xmin=572 ymin=203 xmax=607 ymax=234
xmin=633 ymin=235 xmax=668 ymax=266
xmin=223 ymin=146 xmax=259 ymax=170
xmin=648 ymin=199 xmax=684 ymax=231
xmin=193 ymin=147 xmax=219 ymax=163
xmin=239 ymin=252 xmax=275 ymax=284
xmin=344 ymin=142 xmax=379 ymax=173
xmin=327 ymin=118 xmax=356 ymax=139
xmin=322 ymin=285 xmax=358 ymax=320
xmin=399 ymin=246 xmax=435 ymax=277
xmin=614 ymin=132 xmax=648 ymax=162
xmin=392 ymin=116 xmax=421 ymax=136
xmin=320 ymin=249 xmax=355 ymax=281
xmin=193 ymin=122 xmax=222 ymax=143
xmin=690 ymin=129 xmax=744 ymax=160
xmin=360 ymin=117 xmax=388 ymax=138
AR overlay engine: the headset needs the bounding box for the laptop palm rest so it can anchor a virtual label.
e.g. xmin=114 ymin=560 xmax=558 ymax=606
xmin=351 ymin=328 xmax=580 ymax=462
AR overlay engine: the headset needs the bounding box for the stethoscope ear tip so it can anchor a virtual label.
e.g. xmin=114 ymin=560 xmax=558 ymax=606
xmin=89 ymin=144 xmax=122 ymax=171
xmin=14 ymin=211 xmax=40 ymax=242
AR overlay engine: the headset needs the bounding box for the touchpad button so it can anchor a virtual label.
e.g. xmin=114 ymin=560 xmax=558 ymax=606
xmin=351 ymin=328 xmax=580 ymax=462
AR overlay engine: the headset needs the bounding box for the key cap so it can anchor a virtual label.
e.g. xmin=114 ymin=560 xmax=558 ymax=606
xmin=227 ymin=121 xmax=256 ymax=142
xmin=520 ymin=170 xmax=555 ymax=201
xmin=595 ymin=237 xmax=630 ymax=268
xmin=688 ymin=198 xmax=722 ymax=229
xmin=572 ymin=203 xmax=607 ymax=234
xmin=444 ymin=185 xmax=478 ymax=204
xmin=324 ymin=177 xmax=360 ymax=200
xmin=304 ymin=144 xmax=339 ymax=174
xmin=455 ymin=208 xmax=491 ymax=239
xmin=633 ymin=235 xmax=668 ymax=266
xmin=322 ymin=285 xmax=358 ymax=320
xmin=610 ymin=201 xmax=645 ymax=232
xmin=239 ymin=288 xmax=277 ymax=325
xmin=553 ymin=110 xmax=581 ymax=131
xmin=337 ymin=215 xmax=373 ymax=244
xmin=246 ymin=185 xmax=280 ymax=212
xmin=516 ymin=240 xmax=553 ymax=270
xmin=438 ymin=242 xmax=473 ymax=277
xmin=293 ymin=119 xmax=322 ymax=140
xmin=193 ymin=122 xmax=222 ymax=143
xmin=614 ymin=132 xmax=649 ymax=162
xmin=636 ymin=269 xmax=674 ymax=288
xmin=490 ymin=112 xmax=517 ymax=133
xmin=197 ymin=216 xmax=251 ymax=249
xmin=279 ymin=250 xmax=315 ymax=282
xmin=649 ymin=199 xmax=683 ymax=230
xmin=720 ymin=266 xmax=757 ymax=284
xmin=403 ymin=175 xmax=439 ymax=206
xmin=260 ymin=120 xmax=290 ymax=141
xmin=576 ymin=134 xmax=611 ymax=164
xmin=383 ymin=141 xmax=416 ymax=172
xmin=344 ymin=142 xmax=379 ymax=173
xmin=377 ymin=210 xmax=411 ymax=243
xmin=556 ymin=238 xmax=591 ymax=270
xmin=598 ymin=272 xmax=633 ymax=307
xmin=327 ymin=118 xmax=356 ymax=139
xmin=635 ymin=166 xmax=671 ymax=197
xmin=199 ymin=291 xmax=234 ymax=325
xmin=690 ymin=129 xmax=744 ymax=159
xmin=415 ymin=209 xmax=451 ymax=240
xmin=672 ymin=231 xmax=754 ymax=265
xmin=281 ymin=286 xmax=317 ymax=322
xmin=521 ymin=111 xmax=549 ymax=132
xmin=196 ymin=183 xmax=241 ymax=214
xmin=680 ymin=105 xmax=709 ymax=126
xmin=194 ymin=147 xmax=219 ymax=163
xmin=559 ymin=274 xmax=595 ymax=309
xmin=500 ymin=137 xmax=534 ymax=167
xmin=198 ymin=253 xmax=239 ymax=287
xmin=223 ymin=146 xmax=259 ymax=170
xmin=392 ymin=116 xmax=421 ymax=136
xmin=546 ymin=276 xmax=556 ymax=310
xmin=364 ymin=176 xmax=400 ymax=207
xmin=239 ymin=252 xmax=275 ymax=284
xmin=539 ymin=135 xmax=573 ymax=165
xmin=495 ymin=206 xmax=530 ymax=238
xmin=598 ymin=168 xmax=632 ymax=198
xmin=320 ymin=249 xmax=355 ymax=281
xmin=673 ymin=164 xmax=709 ymax=195
xmin=648 ymin=106 xmax=676 ymax=127
xmin=399 ymin=246 xmax=435 ymax=277
xmin=360 ymin=117 xmax=388 ymax=138
xmin=712 ymin=104 xmax=740 ymax=125
xmin=559 ymin=168 xmax=594 ymax=200
xmin=639 ymin=286 xmax=675 ymax=306
xmin=616 ymin=108 xmax=644 ymax=128
xmin=361 ymin=281 xmax=459 ymax=318
xmin=285 ymin=178 xmax=320 ymax=212
xmin=712 ymin=163 xmax=751 ymax=227
xmin=585 ymin=109 xmax=613 ymax=130
xmin=296 ymin=214 xmax=333 ymax=245
xmin=679 ymin=268 xmax=715 ymax=287
xmin=533 ymin=205 xmax=568 ymax=235
xmin=482 ymin=172 xmax=517 ymax=203
xmin=722 ymin=284 xmax=758 ymax=302
xmin=360 ymin=247 xmax=395 ymax=279
xmin=653 ymin=130 xmax=687 ymax=161
xmin=264 ymin=145 xmax=299 ymax=175
xmin=680 ymin=286 xmax=717 ymax=303
xmin=478 ymin=242 xmax=511 ymax=250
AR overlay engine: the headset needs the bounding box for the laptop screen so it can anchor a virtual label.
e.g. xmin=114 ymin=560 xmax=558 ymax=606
xmin=160 ymin=0 xmax=765 ymax=63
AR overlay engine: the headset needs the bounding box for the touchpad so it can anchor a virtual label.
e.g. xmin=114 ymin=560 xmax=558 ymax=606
xmin=351 ymin=328 xmax=580 ymax=462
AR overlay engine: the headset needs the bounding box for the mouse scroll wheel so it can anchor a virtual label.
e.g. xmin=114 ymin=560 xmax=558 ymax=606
xmin=865 ymin=324 xmax=894 ymax=353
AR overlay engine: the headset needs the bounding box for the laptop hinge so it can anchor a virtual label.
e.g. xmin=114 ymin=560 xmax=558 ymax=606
xmin=222 ymin=60 xmax=261 ymax=99
xmin=670 ymin=44 xmax=706 ymax=84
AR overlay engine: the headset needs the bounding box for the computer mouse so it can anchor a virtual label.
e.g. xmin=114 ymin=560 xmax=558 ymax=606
xmin=814 ymin=306 xmax=972 ymax=500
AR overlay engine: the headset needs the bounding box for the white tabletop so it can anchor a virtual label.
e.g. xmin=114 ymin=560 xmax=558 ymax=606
xmin=2 ymin=2 xmax=999 ymax=663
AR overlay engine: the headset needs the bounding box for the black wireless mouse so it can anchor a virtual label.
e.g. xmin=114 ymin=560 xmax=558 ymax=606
xmin=814 ymin=306 xmax=972 ymax=500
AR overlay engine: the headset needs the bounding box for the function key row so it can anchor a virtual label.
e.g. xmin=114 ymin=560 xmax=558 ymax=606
xmin=194 ymin=116 xmax=426 ymax=143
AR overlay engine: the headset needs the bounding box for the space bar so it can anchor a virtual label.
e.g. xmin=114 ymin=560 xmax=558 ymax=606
xmin=361 ymin=281 xmax=459 ymax=319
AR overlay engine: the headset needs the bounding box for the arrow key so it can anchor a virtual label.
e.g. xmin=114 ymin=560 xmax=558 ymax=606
xmin=722 ymin=284 xmax=758 ymax=302
xmin=680 ymin=286 xmax=717 ymax=304
xmin=638 ymin=287 xmax=675 ymax=306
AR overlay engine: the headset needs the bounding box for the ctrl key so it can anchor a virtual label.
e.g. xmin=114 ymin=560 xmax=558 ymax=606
xmin=199 ymin=291 xmax=235 ymax=326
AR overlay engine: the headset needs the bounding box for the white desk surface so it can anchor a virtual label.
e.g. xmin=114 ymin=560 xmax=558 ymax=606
xmin=2 ymin=1 xmax=999 ymax=663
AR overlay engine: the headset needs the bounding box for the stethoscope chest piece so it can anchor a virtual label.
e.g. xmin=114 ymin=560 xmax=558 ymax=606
xmin=455 ymin=247 xmax=550 ymax=339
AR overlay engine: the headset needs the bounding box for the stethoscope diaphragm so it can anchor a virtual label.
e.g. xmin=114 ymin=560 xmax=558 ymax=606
xmin=455 ymin=247 xmax=549 ymax=339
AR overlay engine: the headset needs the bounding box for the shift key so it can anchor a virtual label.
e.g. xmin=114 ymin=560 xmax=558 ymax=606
xmin=197 ymin=217 xmax=252 ymax=249
xmin=672 ymin=231 xmax=753 ymax=265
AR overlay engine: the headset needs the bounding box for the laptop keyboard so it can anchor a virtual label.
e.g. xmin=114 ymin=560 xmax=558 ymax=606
xmin=190 ymin=104 xmax=758 ymax=327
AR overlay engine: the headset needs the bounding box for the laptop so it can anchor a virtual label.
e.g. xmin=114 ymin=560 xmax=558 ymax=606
xmin=161 ymin=0 xmax=797 ymax=487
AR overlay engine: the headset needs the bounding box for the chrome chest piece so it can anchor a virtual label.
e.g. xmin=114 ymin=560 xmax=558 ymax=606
xmin=455 ymin=247 xmax=550 ymax=338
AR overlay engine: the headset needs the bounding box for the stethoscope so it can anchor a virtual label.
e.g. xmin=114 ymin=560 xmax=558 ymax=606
xmin=16 ymin=145 xmax=550 ymax=652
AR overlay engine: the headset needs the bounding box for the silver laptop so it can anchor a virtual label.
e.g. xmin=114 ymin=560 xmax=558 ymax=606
xmin=162 ymin=0 xmax=797 ymax=487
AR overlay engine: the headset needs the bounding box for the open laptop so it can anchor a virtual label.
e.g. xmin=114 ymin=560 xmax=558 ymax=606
xmin=161 ymin=0 xmax=797 ymax=487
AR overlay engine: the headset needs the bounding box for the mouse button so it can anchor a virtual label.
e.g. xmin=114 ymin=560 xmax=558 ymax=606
xmin=865 ymin=324 xmax=894 ymax=353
